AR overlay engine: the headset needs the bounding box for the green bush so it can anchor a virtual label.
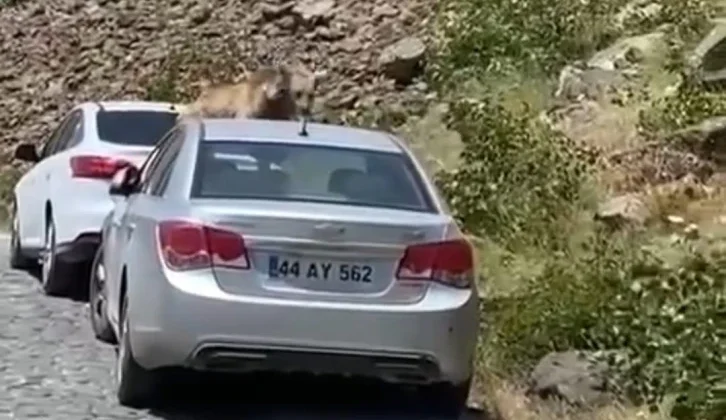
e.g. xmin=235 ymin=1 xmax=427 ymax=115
xmin=436 ymin=97 xmax=590 ymax=250
xmin=483 ymin=233 xmax=726 ymax=419
xmin=429 ymin=0 xmax=629 ymax=89
xmin=639 ymin=74 xmax=726 ymax=138
xmin=599 ymin=240 xmax=725 ymax=420
xmin=0 ymin=0 xmax=23 ymax=7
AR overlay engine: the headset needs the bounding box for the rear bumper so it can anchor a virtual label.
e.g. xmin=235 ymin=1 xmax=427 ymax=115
xmin=128 ymin=271 xmax=480 ymax=385
xmin=189 ymin=343 xmax=444 ymax=385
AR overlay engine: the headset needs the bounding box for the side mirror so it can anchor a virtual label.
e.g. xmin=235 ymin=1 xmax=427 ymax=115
xmin=14 ymin=143 xmax=39 ymax=162
xmin=109 ymin=165 xmax=141 ymax=197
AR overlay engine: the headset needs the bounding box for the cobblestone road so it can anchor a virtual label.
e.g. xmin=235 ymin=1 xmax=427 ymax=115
xmin=0 ymin=234 xmax=486 ymax=420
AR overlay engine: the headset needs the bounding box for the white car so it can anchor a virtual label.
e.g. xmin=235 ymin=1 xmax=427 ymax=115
xmin=10 ymin=101 xmax=181 ymax=297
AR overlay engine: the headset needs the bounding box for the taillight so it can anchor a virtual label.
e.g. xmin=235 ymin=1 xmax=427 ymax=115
xmin=395 ymin=239 xmax=474 ymax=288
xmin=70 ymin=155 xmax=132 ymax=179
xmin=157 ymin=220 xmax=250 ymax=271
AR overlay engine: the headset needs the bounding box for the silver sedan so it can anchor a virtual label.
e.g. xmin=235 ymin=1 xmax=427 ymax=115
xmin=88 ymin=117 xmax=480 ymax=412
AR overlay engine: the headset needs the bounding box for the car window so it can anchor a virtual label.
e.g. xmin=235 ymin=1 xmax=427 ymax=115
xmin=40 ymin=112 xmax=75 ymax=160
xmin=53 ymin=111 xmax=83 ymax=154
xmin=96 ymin=110 xmax=178 ymax=146
xmin=191 ymin=141 xmax=434 ymax=212
xmin=146 ymin=133 xmax=184 ymax=196
xmin=137 ymin=128 xmax=177 ymax=190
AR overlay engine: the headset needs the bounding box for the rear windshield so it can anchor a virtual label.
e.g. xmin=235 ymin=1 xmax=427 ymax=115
xmin=191 ymin=141 xmax=435 ymax=212
xmin=96 ymin=110 xmax=178 ymax=146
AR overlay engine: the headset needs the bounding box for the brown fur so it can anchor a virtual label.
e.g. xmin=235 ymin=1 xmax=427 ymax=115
xmin=178 ymin=66 xmax=304 ymax=121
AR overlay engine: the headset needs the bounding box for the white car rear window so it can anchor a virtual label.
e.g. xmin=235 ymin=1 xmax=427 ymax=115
xmin=96 ymin=110 xmax=178 ymax=146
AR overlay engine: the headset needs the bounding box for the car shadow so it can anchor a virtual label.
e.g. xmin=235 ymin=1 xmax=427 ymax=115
xmin=146 ymin=373 xmax=490 ymax=420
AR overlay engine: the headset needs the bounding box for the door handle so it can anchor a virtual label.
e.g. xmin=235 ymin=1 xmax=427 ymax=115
xmin=127 ymin=223 xmax=136 ymax=231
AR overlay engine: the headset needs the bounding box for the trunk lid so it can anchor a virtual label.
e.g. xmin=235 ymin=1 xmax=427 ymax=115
xmin=101 ymin=144 xmax=154 ymax=169
xmin=190 ymin=199 xmax=454 ymax=304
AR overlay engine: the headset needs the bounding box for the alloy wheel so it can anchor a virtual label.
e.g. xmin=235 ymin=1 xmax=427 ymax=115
xmin=91 ymin=260 xmax=107 ymax=324
xmin=41 ymin=222 xmax=55 ymax=286
xmin=116 ymin=303 xmax=128 ymax=385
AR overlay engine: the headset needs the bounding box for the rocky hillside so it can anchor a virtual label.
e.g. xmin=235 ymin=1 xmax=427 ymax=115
xmin=0 ymin=0 xmax=432 ymax=164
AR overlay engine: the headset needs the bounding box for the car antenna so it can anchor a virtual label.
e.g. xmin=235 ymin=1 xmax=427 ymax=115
xmin=298 ymin=115 xmax=309 ymax=137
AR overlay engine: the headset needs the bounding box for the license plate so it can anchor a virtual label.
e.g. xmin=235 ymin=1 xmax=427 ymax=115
xmin=268 ymin=255 xmax=373 ymax=283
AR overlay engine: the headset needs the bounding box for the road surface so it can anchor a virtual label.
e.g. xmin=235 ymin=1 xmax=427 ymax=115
xmin=0 ymin=233 xmax=486 ymax=419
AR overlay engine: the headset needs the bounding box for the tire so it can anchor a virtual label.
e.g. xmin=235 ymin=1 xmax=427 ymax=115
xmin=40 ymin=217 xmax=73 ymax=296
xmin=9 ymin=203 xmax=37 ymax=270
xmin=116 ymin=294 xmax=160 ymax=408
xmin=420 ymin=379 xmax=471 ymax=416
xmin=89 ymin=247 xmax=116 ymax=344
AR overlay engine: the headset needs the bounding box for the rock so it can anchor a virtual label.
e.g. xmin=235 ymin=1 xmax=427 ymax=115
xmin=666 ymin=215 xmax=685 ymax=225
xmin=684 ymin=223 xmax=700 ymax=239
xmin=373 ymin=4 xmax=399 ymax=19
xmin=293 ymin=0 xmax=336 ymax=23
xmin=649 ymin=172 xmax=713 ymax=203
xmin=0 ymin=0 xmax=432 ymax=164
xmin=378 ymin=36 xmax=426 ymax=84
xmin=588 ymin=32 xmax=666 ymax=71
xmin=614 ymin=0 xmax=662 ymax=29
xmin=554 ymin=64 xmax=627 ymax=102
xmin=607 ymin=141 xmax=716 ymax=189
xmin=667 ymin=115 xmax=726 ymax=164
xmin=595 ymin=194 xmax=649 ymax=228
xmin=260 ymin=2 xmax=295 ymax=19
xmin=691 ymin=23 xmax=726 ymax=86
xmin=528 ymin=350 xmax=626 ymax=407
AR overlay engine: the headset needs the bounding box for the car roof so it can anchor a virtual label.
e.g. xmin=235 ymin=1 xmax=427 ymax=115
xmin=197 ymin=118 xmax=404 ymax=153
xmin=90 ymin=100 xmax=183 ymax=113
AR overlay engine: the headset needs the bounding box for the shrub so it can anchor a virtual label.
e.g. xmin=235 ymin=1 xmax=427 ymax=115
xmin=142 ymin=36 xmax=247 ymax=103
xmin=429 ymin=0 xmax=629 ymax=89
xmin=436 ymin=97 xmax=590 ymax=250
xmin=639 ymin=74 xmax=726 ymax=139
xmin=483 ymin=231 xmax=726 ymax=420
xmin=0 ymin=166 xmax=23 ymax=222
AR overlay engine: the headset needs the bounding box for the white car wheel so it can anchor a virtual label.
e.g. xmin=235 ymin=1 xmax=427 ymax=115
xmin=9 ymin=204 xmax=36 ymax=270
xmin=40 ymin=219 xmax=65 ymax=295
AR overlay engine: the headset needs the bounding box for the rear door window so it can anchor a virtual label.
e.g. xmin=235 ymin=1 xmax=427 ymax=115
xmin=40 ymin=112 xmax=77 ymax=160
xmin=147 ymin=133 xmax=184 ymax=197
xmin=138 ymin=129 xmax=178 ymax=193
xmin=53 ymin=110 xmax=83 ymax=154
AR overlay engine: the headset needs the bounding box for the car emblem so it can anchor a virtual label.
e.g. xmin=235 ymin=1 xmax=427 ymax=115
xmin=402 ymin=229 xmax=426 ymax=241
xmin=313 ymin=222 xmax=346 ymax=239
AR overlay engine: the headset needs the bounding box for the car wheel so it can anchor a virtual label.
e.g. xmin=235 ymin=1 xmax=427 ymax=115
xmin=116 ymin=294 xmax=160 ymax=408
xmin=9 ymin=203 xmax=37 ymax=270
xmin=420 ymin=379 xmax=471 ymax=416
xmin=40 ymin=217 xmax=72 ymax=296
xmin=89 ymin=247 xmax=116 ymax=344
